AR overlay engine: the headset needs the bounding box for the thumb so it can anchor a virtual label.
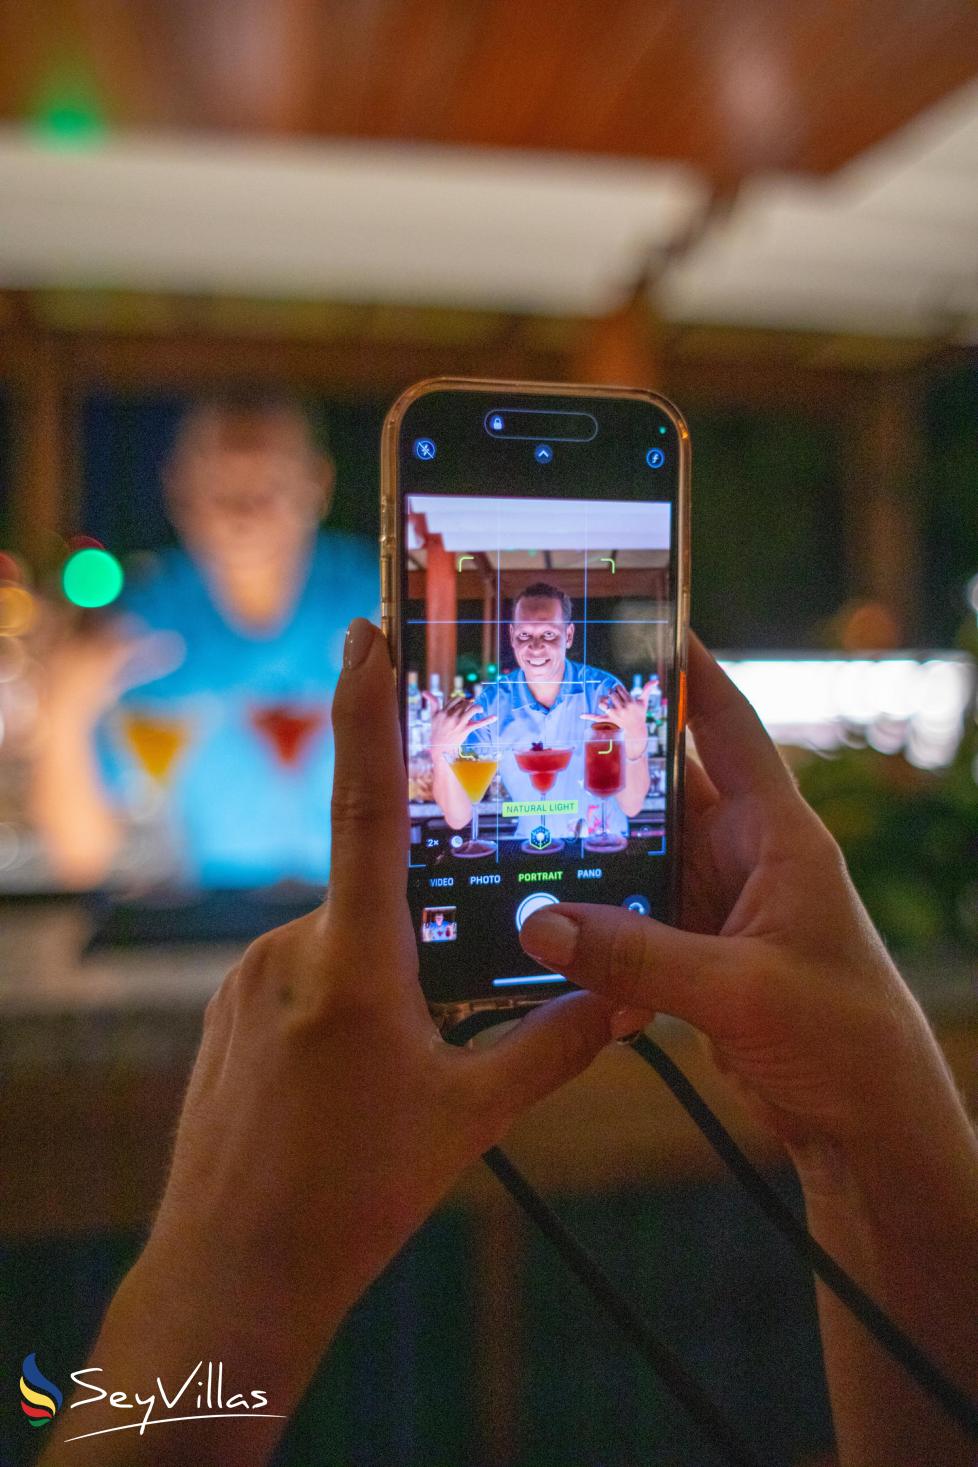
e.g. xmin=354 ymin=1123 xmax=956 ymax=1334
xmin=520 ymin=904 xmax=733 ymax=1036
xmin=471 ymin=990 xmax=614 ymax=1120
xmin=327 ymin=619 xmax=408 ymax=925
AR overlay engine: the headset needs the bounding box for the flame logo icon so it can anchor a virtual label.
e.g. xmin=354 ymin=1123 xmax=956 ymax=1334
xmin=19 ymin=1353 xmax=62 ymax=1428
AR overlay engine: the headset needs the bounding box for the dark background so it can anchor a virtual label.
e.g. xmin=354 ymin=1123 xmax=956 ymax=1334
xmin=1 ymin=1170 xmax=833 ymax=1467
xmin=62 ymin=370 xmax=975 ymax=652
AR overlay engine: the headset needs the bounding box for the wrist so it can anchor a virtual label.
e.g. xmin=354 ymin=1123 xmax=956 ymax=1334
xmin=791 ymin=1101 xmax=978 ymax=1247
xmin=122 ymin=1232 xmax=348 ymax=1388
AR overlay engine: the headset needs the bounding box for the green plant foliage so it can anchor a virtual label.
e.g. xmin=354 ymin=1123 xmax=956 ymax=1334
xmin=796 ymin=717 xmax=978 ymax=953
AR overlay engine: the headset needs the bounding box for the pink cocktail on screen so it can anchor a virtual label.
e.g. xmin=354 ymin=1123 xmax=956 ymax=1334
xmin=583 ymin=721 xmax=627 ymax=852
xmin=514 ymin=742 xmax=572 ymax=853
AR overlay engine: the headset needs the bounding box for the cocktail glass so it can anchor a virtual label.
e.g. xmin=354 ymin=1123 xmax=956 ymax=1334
xmin=120 ymin=708 xmax=192 ymax=789
xmin=513 ymin=744 xmax=573 ymax=854
xmin=446 ymin=747 xmax=499 ymax=858
xmin=118 ymin=703 xmax=196 ymax=882
xmin=583 ymin=721 xmax=627 ymax=852
xmin=250 ymin=703 xmax=326 ymax=770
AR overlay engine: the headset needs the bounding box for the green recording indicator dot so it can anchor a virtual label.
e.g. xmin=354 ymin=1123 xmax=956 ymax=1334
xmin=62 ymin=547 xmax=124 ymax=608
xmin=658 ymin=424 xmax=667 ymax=435
xmin=486 ymin=663 xmax=498 ymax=675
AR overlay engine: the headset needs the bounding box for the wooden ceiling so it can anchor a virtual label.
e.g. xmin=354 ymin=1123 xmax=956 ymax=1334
xmin=2 ymin=1 xmax=978 ymax=186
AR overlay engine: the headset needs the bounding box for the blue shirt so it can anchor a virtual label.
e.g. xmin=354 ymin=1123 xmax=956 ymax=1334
xmin=467 ymin=659 xmax=628 ymax=839
xmin=99 ymin=533 xmax=379 ymax=887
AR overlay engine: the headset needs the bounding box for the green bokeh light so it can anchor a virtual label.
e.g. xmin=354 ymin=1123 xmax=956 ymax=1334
xmin=30 ymin=69 xmax=107 ymax=149
xmin=62 ymin=548 xmax=124 ymax=608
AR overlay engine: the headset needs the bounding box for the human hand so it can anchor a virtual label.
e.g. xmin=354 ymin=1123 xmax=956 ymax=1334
xmin=41 ymin=618 xmax=184 ymax=729
xmin=138 ymin=619 xmax=612 ymax=1351
xmin=429 ymin=695 xmax=496 ymax=754
xmin=523 ymin=634 xmax=977 ymax=1188
xmin=583 ymin=683 xmax=648 ymax=758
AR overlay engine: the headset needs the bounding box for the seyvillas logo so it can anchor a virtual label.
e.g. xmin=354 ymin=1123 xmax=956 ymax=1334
xmin=64 ymin=1360 xmax=284 ymax=1442
xmin=20 ymin=1353 xmax=63 ymax=1428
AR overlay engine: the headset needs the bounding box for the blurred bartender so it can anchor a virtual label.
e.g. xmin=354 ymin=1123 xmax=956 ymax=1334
xmin=31 ymin=393 xmax=378 ymax=888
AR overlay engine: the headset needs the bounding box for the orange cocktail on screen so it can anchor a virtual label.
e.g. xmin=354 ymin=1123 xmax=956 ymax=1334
xmin=446 ymin=748 xmax=498 ymax=858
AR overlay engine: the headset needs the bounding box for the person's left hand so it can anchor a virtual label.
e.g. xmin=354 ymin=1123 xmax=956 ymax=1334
xmin=129 ymin=618 xmax=615 ymax=1385
xmin=583 ymin=682 xmax=649 ymax=757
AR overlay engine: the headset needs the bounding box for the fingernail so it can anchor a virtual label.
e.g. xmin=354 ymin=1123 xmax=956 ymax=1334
xmin=343 ymin=618 xmax=376 ymax=669
xmin=520 ymin=911 xmax=578 ymax=967
xmin=610 ymin=1007 xmax=645 ymax=1043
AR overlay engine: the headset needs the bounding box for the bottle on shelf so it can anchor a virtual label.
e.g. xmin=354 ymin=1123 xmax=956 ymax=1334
xmin=428 ymin=672 xmax=444 ymax=711
xmin=630 ymin=673 xmax=644 ymax=700
xmin=645 ymin=674 xmax=662 ymax=755
xmin=406 ymin=670 xmax=423 ymax=756
xmin=449 ymin=674 xmax=466 ymax=702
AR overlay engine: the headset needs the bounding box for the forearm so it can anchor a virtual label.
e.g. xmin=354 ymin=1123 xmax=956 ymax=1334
xmin=30 ymin=725 xmax=120 ymax=886
xmin=37 ymin=1234 xmax=347 ymax=1467
xmin=618 ymin=749 xmax=650 ymax=817
xmin=794 ymin=1080 xmax=978 ymax=1466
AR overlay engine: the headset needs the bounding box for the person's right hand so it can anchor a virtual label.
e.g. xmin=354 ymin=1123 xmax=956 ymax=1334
xmin=42 ymin=619 xmax=184 ymax=728
xmin=519 ymin=633 xmax=978 ymax=1193
xmin=429 ymin=696 xmax=496 ymax=755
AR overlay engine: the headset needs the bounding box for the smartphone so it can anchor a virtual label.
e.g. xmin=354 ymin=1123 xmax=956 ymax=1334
xmin=381 ymin=378 xmax=689 ymax=1031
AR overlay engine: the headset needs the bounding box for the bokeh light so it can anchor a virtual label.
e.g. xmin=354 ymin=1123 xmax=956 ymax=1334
xmin=62 ymin=547 xmax=125 ymax=608
xmin=0 ymin=586 xmax=37 ymax=636
xmin=0 ymin=551 xmax=23 ymax=583
xmin=30 ymin=69 xmax=108 ymax=150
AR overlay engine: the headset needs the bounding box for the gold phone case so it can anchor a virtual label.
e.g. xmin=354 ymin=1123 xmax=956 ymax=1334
xmin=381 ymin=377 xmax=691 ymax=1035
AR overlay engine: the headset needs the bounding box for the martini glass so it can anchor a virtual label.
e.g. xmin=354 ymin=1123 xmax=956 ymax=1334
xmin=446 ymin=747 xmax=498 ymax=858
xmin=118 ymin=703 xmax=196 ymax=883
xmin=583 ymin=721 xmax=627 ymax=852
xmin=250 ymin=703 xmax=326 ymax=769
xmin=514 ymin=744 xmax=573 ymax=854
xmin=120 ymin=708 xmax=192 ymax=789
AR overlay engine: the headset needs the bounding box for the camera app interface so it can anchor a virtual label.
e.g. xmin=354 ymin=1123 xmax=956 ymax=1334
xmin=403 ymin=490 xmax=675 ymax=998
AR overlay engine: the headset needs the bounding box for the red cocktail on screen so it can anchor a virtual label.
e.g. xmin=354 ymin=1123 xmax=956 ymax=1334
xmin=583 ymin=721 xmax=627 ymax=852
xmin=514 ymin=742 xmax=572 ymax=853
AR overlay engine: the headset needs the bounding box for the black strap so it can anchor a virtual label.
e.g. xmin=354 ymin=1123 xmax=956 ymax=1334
xmin=630 ymin=1030 xmax=978 ymax=1442
xmin=449 ymin=1015 xmax=773 ymax=1466
xmin=482 ymin=1145 xmax=773 ymax=1467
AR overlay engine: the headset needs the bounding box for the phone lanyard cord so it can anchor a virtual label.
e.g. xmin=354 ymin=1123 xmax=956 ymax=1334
xmin=629 ymin=1030 xmax=978 ymax=1443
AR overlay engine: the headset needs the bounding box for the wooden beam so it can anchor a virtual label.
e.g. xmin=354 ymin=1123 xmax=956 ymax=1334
xmin=425 ymin=532 xmax=457 ymax=696
xmin=10 ymin=336 xmax=74 ymax=560
xmin=410 ymin=568 xmax=661 ymax=602
xmin=841 ymin=374 xmax=924 ymax=641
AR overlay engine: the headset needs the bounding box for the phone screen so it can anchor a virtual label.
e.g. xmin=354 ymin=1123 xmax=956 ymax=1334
xmin=386 ymin=384 xmax=687 ymax=1010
